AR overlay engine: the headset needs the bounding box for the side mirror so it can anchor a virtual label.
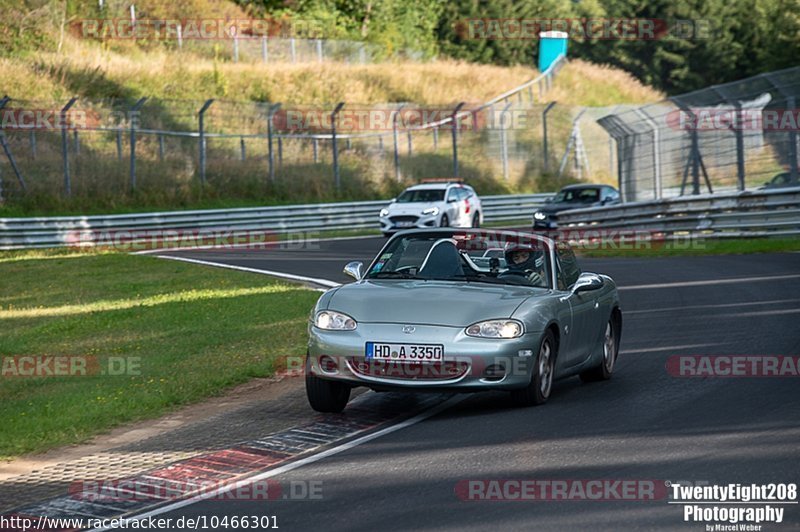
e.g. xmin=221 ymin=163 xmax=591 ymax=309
xmin=343 ymin=261 xmax=364 ymax=281
xmin=571 ymin=273 xmax=604 ymax=294
xmin=545 ymin=197 xmax=554 ymax=203
xmin=390 ymin=198 xmax=397 ymax=203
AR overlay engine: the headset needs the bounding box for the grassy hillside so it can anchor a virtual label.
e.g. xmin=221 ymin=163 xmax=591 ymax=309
xmin=0 ymin=1 xmax=662 ymax=216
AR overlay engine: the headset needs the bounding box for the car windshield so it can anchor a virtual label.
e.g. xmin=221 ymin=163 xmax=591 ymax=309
xmin=554 ymin=188 xmax=600 ymax=203
xmin=395 ymin=189 xmax=446 ymax=203
xmin=365 ymin=232 xmax=553 ymax=288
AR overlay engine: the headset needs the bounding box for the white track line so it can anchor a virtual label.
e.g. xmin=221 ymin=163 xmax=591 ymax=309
xmin=87 ymin=394 xmax=467 ymax=532
xmin=620 ymin=273 xmax=800 ymax=291
xmin=154 ymin=254 xmax=341 ymax=289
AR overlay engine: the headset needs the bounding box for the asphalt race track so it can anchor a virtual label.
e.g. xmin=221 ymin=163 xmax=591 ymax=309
xmin=131 ymin=238 xmax=800 ymax=531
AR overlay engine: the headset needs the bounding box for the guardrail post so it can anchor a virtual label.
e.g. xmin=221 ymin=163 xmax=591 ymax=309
xmin=331 ymin=102 xmax=345 ymax=190
xmin=267 ymin=103 xmax=280 ymax=182
xmin=500 ymin=102 xmax=513 ymax=181
xmin=542 ymin=101 xmax=556 ymax=172
xmin=197 ymin=99 xmax=214 ymax=186
xmin=60 ymin=97 xmax=78 ymax=196
xmin=392 ymin=104 xmax=405 ymax=181
xmin=128 ymin=97 xmax=147 ymax=191
xmin=451 ymin=102 xmax=465 ymax=178
xmin=0 ymin=96 xmax=27 ymax=194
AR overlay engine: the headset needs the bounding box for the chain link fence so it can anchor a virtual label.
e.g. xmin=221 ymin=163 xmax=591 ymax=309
xmin=0 ymin=58 xmax=567 ymax=206
xmin=596 ymin=66 xmax=800 ymax=202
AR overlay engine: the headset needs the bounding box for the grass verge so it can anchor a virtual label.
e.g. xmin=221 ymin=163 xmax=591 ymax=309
xmin=0 ymin=248 xmax=320 ymax=460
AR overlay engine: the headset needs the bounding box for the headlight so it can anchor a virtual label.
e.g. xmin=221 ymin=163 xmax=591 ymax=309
xmin=422 ymin=207 xmax=440 ymax=216
xmin=315 ymin=310 xmax=357 ymax=331
xmin=380 ymin=208 xmax=390 ymax=217
xmin=466 ymin=319 xmax=523 ymax=339
xmin=533 ymin=211 xmax=547 ymax=220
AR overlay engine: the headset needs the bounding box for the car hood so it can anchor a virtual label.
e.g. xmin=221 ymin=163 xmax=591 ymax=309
xmin=386 ymin=202 xmax=440 ymax=215
xmin=327 ymin=280 xmax=543 ymax=326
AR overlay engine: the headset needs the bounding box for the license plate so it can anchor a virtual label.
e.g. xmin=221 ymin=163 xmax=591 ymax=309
xmin=366 ymin=342 xmax=444 ymax=362
xmin=395 ymin=221 xmax=414 ymax=228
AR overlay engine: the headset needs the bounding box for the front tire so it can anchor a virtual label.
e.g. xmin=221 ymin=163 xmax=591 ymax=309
xmin=510 ymin=329 xmax=555 ymax=406
xmin=580 ymin=316 xmax=618 ymax=382
xmin=305 ymin=357 xmax=351 ymax=413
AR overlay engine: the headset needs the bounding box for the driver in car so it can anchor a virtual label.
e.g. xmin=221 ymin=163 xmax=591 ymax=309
xmin=504 ymin=247 xmax=546 ymax=286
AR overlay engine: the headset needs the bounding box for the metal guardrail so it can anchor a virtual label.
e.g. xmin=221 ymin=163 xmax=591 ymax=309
xmin=555 ymin=187 xmax=800 ymax=238
xmin=0 ymin=193 xmax=553 ymax=249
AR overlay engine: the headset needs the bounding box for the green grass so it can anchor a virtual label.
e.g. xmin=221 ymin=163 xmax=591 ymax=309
xmin=0 ymin=248 xmax=320 ymax=459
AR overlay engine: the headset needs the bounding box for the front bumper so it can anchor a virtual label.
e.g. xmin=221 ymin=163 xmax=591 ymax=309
xmin=380 ymin=214 xmax=440 ymax=233
xmin=308 ymin=322 xmax=540 ymax=391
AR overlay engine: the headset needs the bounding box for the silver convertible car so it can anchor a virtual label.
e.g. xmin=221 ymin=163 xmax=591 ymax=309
xmin=305 ymin=229 xmax=622 ymax=412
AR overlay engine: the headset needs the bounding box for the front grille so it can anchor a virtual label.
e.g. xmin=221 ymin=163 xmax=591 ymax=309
xmin=389 ymin=215 xmax=419 ymax=224
xmin=347 ymin=358 xmax=469 ymax=381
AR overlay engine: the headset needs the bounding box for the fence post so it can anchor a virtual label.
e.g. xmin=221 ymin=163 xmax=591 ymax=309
xmin=240 ymin=137 xmax=246 ymax=161
xmin=277 ymin=137 xmax=283 ymax=167
xmin=634 ymin=108 xmax=662 ymax=199
xmin=267 ymin=103 xmax=280 ymax=182
xmin=313 ymin=138 xmax=319 ymax=163
xmin=60 ymin=97 xmax=78 ymax=196
xmin=261 ymin=36 xmax=268 ymax=63
xmin=432 ymin=128 xmax=438 ymax=150
xmin=290 ymin=38 xmax=297 ymax=63
xmin=316 ymin=39 xmax=323 ymax=62
xmin=407 ymin=131 xmax=412 ymax=156
xmin=129 ymin=97 xmax=147 ymax=191
xmin=116 ymin=129 xmax=122 ymax=161
xmin=158 ymin=134 xmax=165 ymax=161
xmin=197 ymin=99 xmax=214 ymax=185
xmin=451 ymin=102 xmax=466 ymax=178
xmin=233 ymin=33 xmax=239 ymax=63
xmin=29 ymin=131 xmax=36 ymax=159
xmin=331 ymin=102 xmax=345 ymax=190
xmin=392 ymin=104 xmax=405 ymax=181
xmin=542 ymin=101 xmax=556 ymax=172
xmin=0 ymin=96 xmax=28 ymax=193
xmin=500 ymin=102 xmax=513 ymax=181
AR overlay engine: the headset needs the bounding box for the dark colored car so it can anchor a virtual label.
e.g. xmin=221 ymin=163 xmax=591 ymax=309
xmin=759 ymin=171 xmax=800 ymax=190
xmin=533 ymin=184 xmax=621 ymax=230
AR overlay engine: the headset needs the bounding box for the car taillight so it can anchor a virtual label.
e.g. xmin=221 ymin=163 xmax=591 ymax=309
xmin=464 ymin=198 xmax=471 ymax=214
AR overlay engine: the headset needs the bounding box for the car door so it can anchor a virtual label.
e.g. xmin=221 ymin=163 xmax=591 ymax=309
xmin=555 ymin=244 xmax=600 ymax=367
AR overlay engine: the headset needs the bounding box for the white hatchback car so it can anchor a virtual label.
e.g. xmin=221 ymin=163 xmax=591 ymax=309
xmin=379 ymin=182 xmax=483 ymax=236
